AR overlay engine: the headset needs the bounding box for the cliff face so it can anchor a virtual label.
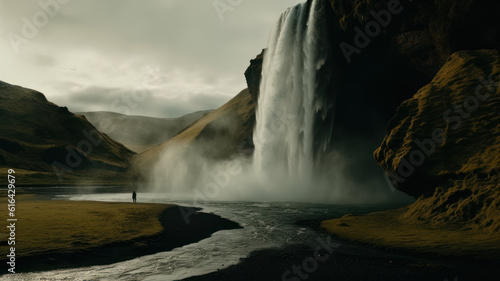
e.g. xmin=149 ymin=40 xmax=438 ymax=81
xmin=374 ymin=50 xmax=500 ymax=232
xmin=330 ymin=0 xmax=500 ymax=74
xmin=0 ymin=81 xmax=135 ymax=185
xmin=244 ymin=50 xmax=264 ymax=102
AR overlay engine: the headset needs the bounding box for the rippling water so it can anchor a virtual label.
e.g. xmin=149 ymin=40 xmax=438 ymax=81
xmin=2 ymin=188 xmax=398 ymax=281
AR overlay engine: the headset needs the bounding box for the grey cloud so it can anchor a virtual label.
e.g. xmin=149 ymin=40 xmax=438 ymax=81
xmin=62 ymin=85 xmax=229 ymax=118
xmin=0 ymin=0 xmax=302 ymax=117
xmin=33 ymin=54 xmax=57 ymax=67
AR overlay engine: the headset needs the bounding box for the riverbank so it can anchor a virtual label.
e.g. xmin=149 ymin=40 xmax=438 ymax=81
xmin=0 ymin=194 xmax=240 ymax=273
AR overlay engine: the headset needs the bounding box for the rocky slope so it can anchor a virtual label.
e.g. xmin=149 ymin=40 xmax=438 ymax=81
xmin=374 ymin=50 xmax=500 ymax=232
xmin=79 ymin=110 xmax=212 ymax=153
xmin=0 ymin=81 xmax=135 ymax=185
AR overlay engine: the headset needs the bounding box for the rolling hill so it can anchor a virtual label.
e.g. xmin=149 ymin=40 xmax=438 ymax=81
xmin=0 ymin=80 xmax=135 ymax=186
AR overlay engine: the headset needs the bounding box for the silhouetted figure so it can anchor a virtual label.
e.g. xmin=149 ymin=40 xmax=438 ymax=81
xmin=132 ymin=191 xmax=137 ymax=203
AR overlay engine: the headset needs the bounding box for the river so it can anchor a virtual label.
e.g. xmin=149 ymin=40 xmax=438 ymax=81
xmin=2 ymin=187 xmax=403 ymax=281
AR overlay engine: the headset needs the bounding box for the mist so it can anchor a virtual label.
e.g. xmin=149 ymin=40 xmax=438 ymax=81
xmin=144 ymin=137 xmax=413 ymax=204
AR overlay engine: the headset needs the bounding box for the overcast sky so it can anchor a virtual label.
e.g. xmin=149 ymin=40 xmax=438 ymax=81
xmin=0 ymin=0 xmax=302 ymax=118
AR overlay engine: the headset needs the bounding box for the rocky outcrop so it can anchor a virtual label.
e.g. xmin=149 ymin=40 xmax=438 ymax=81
xmin=0 ymin=81 xmax=135 ymax=185
xmin=244 ymin=50 xmax=264 ymax=102
xmin=374 ymin=50 xmax=500 ymax=232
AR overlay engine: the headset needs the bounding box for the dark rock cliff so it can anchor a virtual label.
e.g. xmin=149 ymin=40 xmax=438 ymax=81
xmin=375 ymin=50 xmax=500 ymax=232
xmin=244 ymin=50 xmax=264 ymax=102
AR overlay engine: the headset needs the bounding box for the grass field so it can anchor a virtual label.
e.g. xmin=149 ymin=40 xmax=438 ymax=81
xmin=0 ymin=193 xmax=172 ymax=257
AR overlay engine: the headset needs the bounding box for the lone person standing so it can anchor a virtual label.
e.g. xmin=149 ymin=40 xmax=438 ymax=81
xmin=132 ymin=191 xmax=137 ymax=203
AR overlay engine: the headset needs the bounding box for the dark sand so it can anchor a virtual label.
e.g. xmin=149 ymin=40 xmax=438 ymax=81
xmin=11 ymin=206 xmax=241 ymax=273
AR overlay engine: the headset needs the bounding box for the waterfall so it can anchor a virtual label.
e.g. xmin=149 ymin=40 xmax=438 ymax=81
xmin=253 ymin=0 xmax=331 ymax=179
xmin=149 ymin=0 xmax=341 ymax=203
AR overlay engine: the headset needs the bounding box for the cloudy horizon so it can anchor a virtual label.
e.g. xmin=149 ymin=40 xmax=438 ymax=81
xmin=0 ymin=0 xmax=302 ymax=118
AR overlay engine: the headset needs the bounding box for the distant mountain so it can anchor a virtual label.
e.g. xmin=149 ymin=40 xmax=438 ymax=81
xmin=0 ymin=81 xmax=135 ymax=186
xmin=78 ymin=110 xmax=212 ymax=153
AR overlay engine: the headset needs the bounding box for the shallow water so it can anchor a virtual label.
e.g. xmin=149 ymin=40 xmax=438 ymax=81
xmin=2 ymin=188 xmax=402 ymax=281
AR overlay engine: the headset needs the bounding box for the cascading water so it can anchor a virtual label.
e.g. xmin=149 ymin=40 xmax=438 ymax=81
xmin=253 ymin=0 xmax=333 ymax=179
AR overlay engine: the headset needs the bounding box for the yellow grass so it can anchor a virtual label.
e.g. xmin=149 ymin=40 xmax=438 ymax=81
xmin=322 ymin=209 xmax=500 ymax=260
xmin=0 ymin=194 xmax=172 ymax=257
